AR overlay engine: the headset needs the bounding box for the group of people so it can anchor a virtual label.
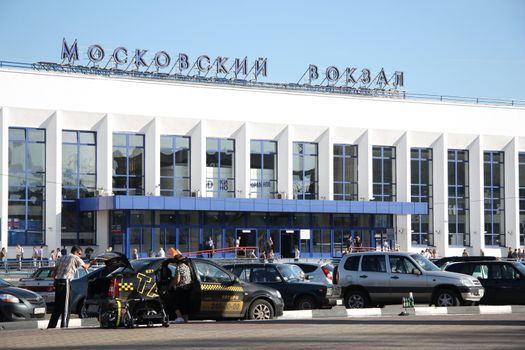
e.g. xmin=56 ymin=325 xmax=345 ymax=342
xmin=507 ymin=247 xmax=525 ymax=260
xmin=421 ymin=248 xmax=439 ymax=259
xmin=343 ymin=236 xmax=364 ymax=255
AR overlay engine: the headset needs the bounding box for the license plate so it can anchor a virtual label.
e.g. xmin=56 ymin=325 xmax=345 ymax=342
xmin=34 ymin=307 xmax=46 ymax=314
xmin=336 ymin=299 xmax=343 ymax=306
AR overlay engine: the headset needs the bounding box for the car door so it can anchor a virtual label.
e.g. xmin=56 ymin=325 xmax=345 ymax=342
xmin=249 ymin=267 xmax=289 ymax=305
xmin=485 ymin=263 xmax=524 ymax=305
xmin=193 ymin=260 xmax=245 ymax=319
xmin=388 ymin=255 xmax=429 ymax=303
xmin=358 ymin=254 xmax=389 ymax=303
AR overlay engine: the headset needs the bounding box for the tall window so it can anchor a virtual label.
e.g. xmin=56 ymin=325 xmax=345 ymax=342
xmin=484 ymin=151 xmax=505 ymax=246
xmin=8 ymin=128 xmax=46 ymax=245
xmin=372 ymin=146 xmax=396 ymax=201
xmin=113 ymin=133 xmax=145 ymax=195
xmin=411 ymin=148 xmax=433 ymax=246
xmin=448 ymin=149 xmax=470 ymax=246
xmin=206 ymin=138 xmax=235 ymax=198
xmin=250 ymin=140 xmax=277 ymax=199
xmin=519 ymin=153 xmax=525 ymax=246
xmin=160 ymin=135 xmax=191 ymax=197
xmin=293 ymin=142 xmax=318 ymax=200
xmin=62 ymin=130 xmax=96 ymax=245
xmin=334 ymin=144 xmax=358 ymax=200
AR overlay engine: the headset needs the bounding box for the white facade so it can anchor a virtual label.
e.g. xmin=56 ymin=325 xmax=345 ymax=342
xmin=0 ymin=68 xmax=524 ymax=258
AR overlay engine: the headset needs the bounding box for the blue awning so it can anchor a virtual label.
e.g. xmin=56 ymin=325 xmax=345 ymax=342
xmin=78 ymin=196 xmax=427 ymax=215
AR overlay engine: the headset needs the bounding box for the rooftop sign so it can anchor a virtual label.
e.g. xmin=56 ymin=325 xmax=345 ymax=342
xmin=58 ymin=38 xmax=404 ymax=92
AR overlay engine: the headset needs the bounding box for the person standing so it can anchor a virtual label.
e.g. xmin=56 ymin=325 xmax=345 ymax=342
xmin=15 ymin=244 xmax=24 ymax=270
xmin=206 ymin=236 xmax=214 ymax=258
xmin=169 ymin=254 xmax=192 ymax=323
xmin=294 ymin=246 xmax=300 ymax=262
xmin=462 ymin=249 xmax=469 ymax=257
xmin=48 ymin=246 xmax=91 ymax=329
xmin=1 ymin=247 xmax=7 ymax=273
xmin=131 ymin=248 xmax=139 ymax=260
xmin=158 ymin=247 xmax=166 ymax=258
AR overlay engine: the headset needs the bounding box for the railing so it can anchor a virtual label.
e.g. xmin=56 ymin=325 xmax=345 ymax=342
xmin=0 ymin=259 xmax=50 ymax=279
xmin=1 ymin=60 xmax=524 ymax=108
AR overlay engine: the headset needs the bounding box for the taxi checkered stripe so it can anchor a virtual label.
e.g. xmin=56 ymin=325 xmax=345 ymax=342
xmin=118 ymin=282 xmax=134 ymax=291
xmin=201 ymin=283 xmax=243 ymax=292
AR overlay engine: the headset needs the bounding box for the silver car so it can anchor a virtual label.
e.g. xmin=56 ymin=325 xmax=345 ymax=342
xmin=335 ymin=251 xmax=484 ymax=308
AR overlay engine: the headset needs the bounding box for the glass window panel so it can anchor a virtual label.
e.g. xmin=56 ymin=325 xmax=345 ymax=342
xmin=9 ymin=142 xmax=26 ymax=170
xmin=113 ymin=148 xmax=128 ymax=175
xmin=28 ymin=129 xmax=45 ymax=142
xmin=221 ymin=139 xmax=234 ymax=152
xmin=62 ymin=144 xmax=78 ymax=173
xmin=62 ymin=131 xmax=77 ymax=143
xmin=79 ymin=174 xmax=96 ymax=188
xmin=334 ymin=145 xmax=343 ymax=156
xmin=251 ymin=140 xmax=262 ymax=154
xmin=113 ymin=134 xmax=126 ymax=146
xmin=160 ymin=177 xmax=173 ymax=189
xmin=27 ymin=144 xmax=45 ymax=172
xmin=79 ymin=146 xmax=96 ymax=173
xmin=9 ymin=128 xmax=25 ymax=141
xmin=160 ymin=136 xmax=173 ymax=149
xmin=129 ymin=135 xmax=144 ymax=147
xmin=129 ymin=148 xmax=144 ymax=176
xmin=79 ymin=132 xmax=95 ymax=144
xmin=304 ymin=143 xmax=317 ymax=155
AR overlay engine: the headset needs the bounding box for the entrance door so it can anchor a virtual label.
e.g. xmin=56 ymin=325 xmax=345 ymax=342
xmin=280 ymin=230 xmax=299 ymax=259
xmin=236 ymin=229 xmax=257 ymax=256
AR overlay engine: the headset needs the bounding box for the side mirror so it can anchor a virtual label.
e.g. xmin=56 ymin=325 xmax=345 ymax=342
xmin=412 ymin=268 xmax=422 ymax=275
xmin=275 ymin=276 xmax=282 ymax=282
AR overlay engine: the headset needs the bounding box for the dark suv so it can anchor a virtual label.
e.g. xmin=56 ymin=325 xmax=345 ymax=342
xmin=223 ymin=262 xmax=341 ymax=310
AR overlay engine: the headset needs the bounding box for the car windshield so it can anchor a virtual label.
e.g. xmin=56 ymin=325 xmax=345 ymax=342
xmin=514 ymin=262 xmax=525 ymax=275
xmin=410 ymin=254 xmax=441 ymax=271
xmin=276 ymin=264 xmax=303 ymax=281
xmin=0 ymin=278 xmax=11 ymax=287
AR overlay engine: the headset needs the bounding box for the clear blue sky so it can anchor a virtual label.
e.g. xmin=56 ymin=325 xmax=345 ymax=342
xmin=1 ymin=0 xmax=524 ymax=101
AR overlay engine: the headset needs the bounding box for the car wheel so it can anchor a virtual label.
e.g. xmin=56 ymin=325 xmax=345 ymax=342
xmin=295 ymin=296 xmax=317 ymax=310
xmin=434 ymin=288 xmax=460 ymax=307
xmin=248 ymin=299 xmax=274 ymax=320
xmin=345 ymin=290 xmax=370 ymax=309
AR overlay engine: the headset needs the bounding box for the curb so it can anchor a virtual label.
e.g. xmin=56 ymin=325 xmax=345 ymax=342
xmin=279 ymin=305 xmax=525 ymax=320
xmin=2 ymin=306 xmax=525 ymax=329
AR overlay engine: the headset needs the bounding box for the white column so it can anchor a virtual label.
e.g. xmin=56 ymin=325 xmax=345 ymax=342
xmin=432 ymin=134 xmax=448 ymax=257
xmin=357 ymin=130 xmax=372 ymax=200
xmin=318 ymin=127 xmax=331 ymax=200
xmin=43 ymin=112 xmax=62 ymax=252
xmin=190 ymin=120 xmax=206 ymax=196
xmin=395 ymin=132 xmax=411 ymax=251
xmin=145 ymin=118 xmax=160 ymax=195
xmin=504 ymin=137 xmax=519 ymax=249
xmin=95 ymin=114 xmax=113 ymax=251
xmin=0 ymin=108 xmax=8 ymax=251
xmin=235 ymin=123 xmax=250 ymax=198
xmin=470 ymin=136 xmax=484 ymax=255
xmin=277 ymin=125 xmax=293 ymax=199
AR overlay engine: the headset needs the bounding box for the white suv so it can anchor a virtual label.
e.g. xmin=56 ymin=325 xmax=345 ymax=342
xmin=334 ymin=251 xmax=484 ymax=308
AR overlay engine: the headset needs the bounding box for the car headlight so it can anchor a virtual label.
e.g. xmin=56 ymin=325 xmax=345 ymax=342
xmin=460 ymin=279 xmax=474 ymax=287
xmin=275 ymin=290 xmax=282 ymax=299
xmin=0 ymin=293 xmax=20 ymax=303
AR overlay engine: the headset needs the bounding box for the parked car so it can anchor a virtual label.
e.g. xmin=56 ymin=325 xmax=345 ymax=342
xmin=224 ymin=262 xmax=342 ymax=310
xmin=18 ymin=266 xmax=91 ymax=306
xmin=287 ymin=262 xmax=334 ymax=285
xmin=334 ymin=251 xmax=484 ymax=308
xmin=82 ymin=253 xmax=284 ymax=325
xmin=0 ymin=277 xmax=47 ymax=322
xmin=444 ymin=260 xmax=525 ymax=305
xmin=432 ymin=256 xmax=500 ymax=269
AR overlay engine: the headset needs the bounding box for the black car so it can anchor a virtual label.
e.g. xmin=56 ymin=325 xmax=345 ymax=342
xmin=83 ymin=253 xmax=284 ymax=326
xmin=0 ymin=277 xmax=47 ymax=322
xmin=432 ymin=256 xmax=499 ymax=269
xmin=444 ymin=260 xmax=525 ymax=305
xmin=223 ymin=262 xmax=341 ymax=310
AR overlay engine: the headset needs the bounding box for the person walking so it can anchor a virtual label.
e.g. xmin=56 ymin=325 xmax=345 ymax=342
xmin=47 ymin=246 xmax=91 ymax=329
xmin=15 ymin=244 xmax=24 ymax=270
xmin=1 ymin=247 xmax=7 ymax=273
